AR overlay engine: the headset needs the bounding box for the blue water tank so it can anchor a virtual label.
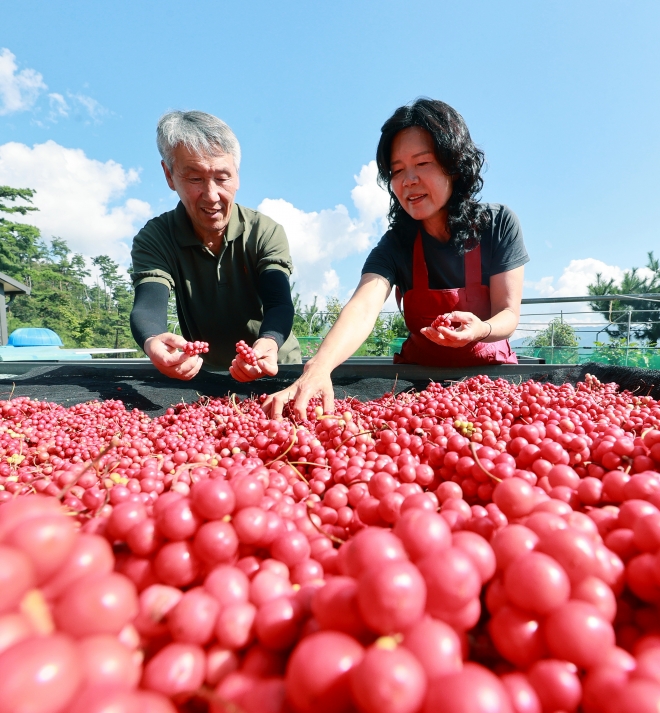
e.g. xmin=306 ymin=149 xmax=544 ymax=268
xmin=8 ymin=328 xmax=64 ymax=347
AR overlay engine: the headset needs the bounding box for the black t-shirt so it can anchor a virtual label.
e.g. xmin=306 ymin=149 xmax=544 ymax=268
xmin=362 ymin=203 xmax=529 ymax=295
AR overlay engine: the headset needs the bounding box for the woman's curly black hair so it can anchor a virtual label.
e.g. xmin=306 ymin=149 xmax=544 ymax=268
xmin=376 ymin=98 xmax=490 ymax=255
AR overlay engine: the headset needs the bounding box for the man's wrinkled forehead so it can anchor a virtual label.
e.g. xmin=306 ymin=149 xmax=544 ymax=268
xmin=171 ymin=144 xmax=237 ymax=173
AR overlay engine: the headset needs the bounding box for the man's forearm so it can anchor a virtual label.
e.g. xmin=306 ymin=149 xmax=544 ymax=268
xmin=257 ymin=270 xmax=294 ymax=349
xmin=130 ymin=282 xmax=170 ymax=349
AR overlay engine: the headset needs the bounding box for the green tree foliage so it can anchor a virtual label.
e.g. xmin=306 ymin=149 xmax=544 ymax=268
xmin=525 ymin=318 xmax=579 ymax=347
xmin=0 ymin=185 xmax=139 ymax=353
xmin=292 ymin=291 xmax=328 ymax=336
xmin=0 ymin=187 xmax=44 ymax=277
xmin=0 ymin=186 xmax=39 ymax=216
xmin=590 ymin=338 xmax=660 ymax=368
xmin=521 ymin=318 xmax=579 ymax=365
xmin=356 ymin=312 xmax=409 ymax=356
xmin=291 ymin=288 xmax=409 ymax=356
xmin=587 ymin=252 xmax=660 ymax=344
xmin=166 ymin=293 xmax=180 ymax=334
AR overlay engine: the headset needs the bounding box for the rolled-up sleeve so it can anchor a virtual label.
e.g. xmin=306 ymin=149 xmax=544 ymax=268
xmin=361 ymin=232 xmax=400 ymax=286
xmin=255 ymin=223 xmax=294 ymax=275
xmin=131 ymin=225 xmax=175 ymax=290
xmin=491 ymin=206 xmax=529 ymax=275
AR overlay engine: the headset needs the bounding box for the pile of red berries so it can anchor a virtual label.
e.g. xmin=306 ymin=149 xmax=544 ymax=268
xmin=431 ymin=313 xmax=454 ymax=330
xmin=0 ymin=495 xmax=176 ymax=712
xmin=1 ymin=372 xmax=660 ymax=711
xmin=236 ymin=340 xmax=259 ymax=367
xmin=182 ymin=341 xmax=209 ymax=356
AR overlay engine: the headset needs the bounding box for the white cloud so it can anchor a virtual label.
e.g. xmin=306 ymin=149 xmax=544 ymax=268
xmin=525 ymin=258 xmax=626 ymax=298
xmin=350 ymin=162 xmax=390 ymax=235
xmin=47 ymin=93 xmax=69 ymax=120
xmin=0 ymin=140 xmax=152 ymax=264
xmin=321 ymin=269 xmax=340 ymax=296
xmin=637 ymin=267 xmax=656 ymax=282
xmin=258 ymin=160 xmax=389 ymax=307
xmin=67 ymin=92 xmax=107 ymax=123
xmin=0 ymin=48 xmax=46 ymax=115
xmin=0 ymin=48 xmax=104 ymax=123
xmin=42 ymin=92 xmax=106 ymax=125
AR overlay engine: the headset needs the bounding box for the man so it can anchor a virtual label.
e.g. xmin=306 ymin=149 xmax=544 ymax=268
xmin=130 ymin=110 xmax=300 ymax=380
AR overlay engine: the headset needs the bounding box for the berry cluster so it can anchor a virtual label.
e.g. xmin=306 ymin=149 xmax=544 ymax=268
xmin=431 ymin=313 xmax=454 ymax=330
xmin=236 ymin=340 xmax=258 ymax=366
xmin=182 ymin=341 xmax=209 ymax=356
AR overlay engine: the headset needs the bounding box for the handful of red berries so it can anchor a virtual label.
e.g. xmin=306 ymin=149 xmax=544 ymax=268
xmin=236 ymin=340 xmax=258 ymax=366
xmin=431 ymin=313 xmax=455 ymax=330
xmin=182 ymin=340 xmax=209 ymax=356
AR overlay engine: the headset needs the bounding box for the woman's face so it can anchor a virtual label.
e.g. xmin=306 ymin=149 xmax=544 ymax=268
xmin=390 ymin=127 xmax=453 ymax=234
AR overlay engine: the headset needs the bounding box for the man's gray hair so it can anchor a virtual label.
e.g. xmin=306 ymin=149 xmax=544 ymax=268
xmin=157 ymin=110 xmax=241 ymax=171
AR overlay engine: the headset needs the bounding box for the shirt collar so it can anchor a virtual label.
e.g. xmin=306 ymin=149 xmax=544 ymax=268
xmin=224 ymin=203 xmax=244 ymax=243
xmin=174 ymin=201 xmax=244 ymax=248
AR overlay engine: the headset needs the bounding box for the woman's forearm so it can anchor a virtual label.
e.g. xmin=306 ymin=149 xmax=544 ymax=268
xmin=308 ymin=302 xmax=380 ymax=370
xmin=483 ymin=266 xmax=524 ymax=342
xmin=306 ymin=274 xmax=391 ymax=372
xmin=481 ymin=307 xmax=520 ymax=342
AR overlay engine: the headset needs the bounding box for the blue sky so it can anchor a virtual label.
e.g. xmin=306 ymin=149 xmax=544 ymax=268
xmin=1 ymin=0 xmax=659 ymax=328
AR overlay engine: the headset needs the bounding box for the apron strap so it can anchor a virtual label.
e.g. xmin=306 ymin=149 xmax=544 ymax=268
xmin=396 ymin=231 xmax=425 ymax=316
xmin=409 ymin=231 xmax=483 ymax=304
xmin=412 ymin=231 xmax=429 ymax=290
xmin=464 ymin=244 xmax=482 ymax=304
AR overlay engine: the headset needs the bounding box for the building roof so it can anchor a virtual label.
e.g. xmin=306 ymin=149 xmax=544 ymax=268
xmin=0 ymin=272 xmax=30 ymax=295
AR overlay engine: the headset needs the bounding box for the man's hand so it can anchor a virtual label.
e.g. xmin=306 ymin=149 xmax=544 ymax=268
xmin=144 ymin=333 xmax=203 ymax=380
xmin=420 ymin=311 xmax=490 ymax=349
xmin=229 ymin=337 xmax=279 ymax=382
xmin=261 ymin=362 xmax=335 ymax=420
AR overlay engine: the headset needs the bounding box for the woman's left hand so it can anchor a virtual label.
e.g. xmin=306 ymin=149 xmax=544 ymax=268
xmin=420 ymin=311 xmax=489 ymax=349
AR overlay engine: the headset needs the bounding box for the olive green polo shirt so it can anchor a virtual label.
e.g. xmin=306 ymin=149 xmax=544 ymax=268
xmin=131 ymin=201 xmax=301 ymax=369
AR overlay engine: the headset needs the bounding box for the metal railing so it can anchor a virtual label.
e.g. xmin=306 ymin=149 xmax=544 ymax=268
xmin=517 ymin=294 xmax=659 ymax=367
xmin=296 ymin=294 xmax=660 ymax=367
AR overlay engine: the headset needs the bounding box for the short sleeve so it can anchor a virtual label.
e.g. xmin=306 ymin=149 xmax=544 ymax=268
xmin=255 ymin=222 xmax=294 ymax=276
xmin=130 ymin=222 xmax=175 ymax=290
xmin=490 ymin=206 xmax=529 ymax=275
xmin=361 ymin=231 xmax=401 ymax=286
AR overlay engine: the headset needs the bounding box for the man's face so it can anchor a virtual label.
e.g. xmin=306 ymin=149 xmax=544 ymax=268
xmin=162 ymin=144 xmax=240 ymax=244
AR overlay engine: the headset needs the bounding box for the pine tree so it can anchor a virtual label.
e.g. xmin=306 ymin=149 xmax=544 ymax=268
xmin=587 ymin=252 xmax=660 ymax=344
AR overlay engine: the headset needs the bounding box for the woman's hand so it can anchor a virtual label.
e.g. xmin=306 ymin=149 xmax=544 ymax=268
xmin=421 ymin=266 xmax=525 ymax=348
xmin=422 ymin=265 xmax=525 ymax=348
xmin=421 ymin=311 xmax=490 ymax=348
xmin=261 ymin=363 xmax=335 ymax=420
xmin=229 ymin=337 xmax=279 ymax=382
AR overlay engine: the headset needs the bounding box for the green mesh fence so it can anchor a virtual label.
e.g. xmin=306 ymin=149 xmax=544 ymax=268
xmin=515 ymin=346 xmax=660 ymax=369
xmin=296 ymin=336 xmax=406 ymax=359
xmin=299 ymin=336 xmax=660 ymax=368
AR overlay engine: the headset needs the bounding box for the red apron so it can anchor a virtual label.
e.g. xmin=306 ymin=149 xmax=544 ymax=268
xmin=393 ymin=231 xmax=518 ymax=367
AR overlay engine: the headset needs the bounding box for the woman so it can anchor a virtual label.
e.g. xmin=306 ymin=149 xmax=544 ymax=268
xmin=263 ymin=99 xmax=528 ymax=419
